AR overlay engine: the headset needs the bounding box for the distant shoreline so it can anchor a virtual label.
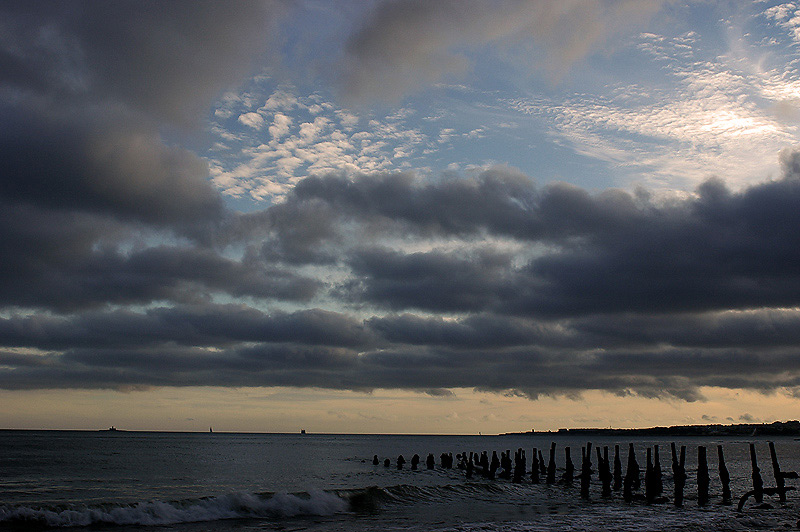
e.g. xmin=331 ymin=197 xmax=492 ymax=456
xmin=502 ymin=420 xmax=800 ymax=437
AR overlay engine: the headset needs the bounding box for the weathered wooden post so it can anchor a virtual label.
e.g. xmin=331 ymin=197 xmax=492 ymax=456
xmin=737 ymin=441 xmax=797 ymax=511
xmin=750 ymin=443 xmax=764 ymax=504
xmin=613 ymin=444 xmax=622 ymax=491
xmin=547 ymin=442 xmax=557 ymax=485
xmin=629 ymin=443 xmax=641 ymax=488
xmin=697 ymin=446 xmax=710 ymax=506
xmin=531 ymin=447 xmax=540 ymax=483
xmin=563 ymin=446 xmax=574 ymax=484
xmin=769 ymin=441 xmax=784 ymax=502
xmin=623 ymin=443 xmax=639 ymax=502
xmin=653 ymin=445 xmax=663 ymax=498
xmin=645 ymin=447 xmax=654 ymax=503
xmin=580 ymin=443 xmax=593 ymax=500
xmin=598 ymin=446 xmax=611 ymax=497
xmin=718 ymin=445 xmax=731 ymax=504
xmin=768 ymin=440 xmax=798 ymax=503
xmin=671 ymin=443 xmax=686 ymax=507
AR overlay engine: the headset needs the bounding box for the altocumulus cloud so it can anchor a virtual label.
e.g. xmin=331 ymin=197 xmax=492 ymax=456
xmin=2 ymin=1 xmax=800 ymax=403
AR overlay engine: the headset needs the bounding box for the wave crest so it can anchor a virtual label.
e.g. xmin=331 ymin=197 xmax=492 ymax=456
xmin=0 ymin=489 xmax=348 ymax=528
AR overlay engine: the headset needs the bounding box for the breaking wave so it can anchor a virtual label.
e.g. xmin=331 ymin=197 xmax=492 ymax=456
xmin=0 ymin=482 xmax=516 ymax=528
xmin=0 ymin=489 xmax=348 ymax=528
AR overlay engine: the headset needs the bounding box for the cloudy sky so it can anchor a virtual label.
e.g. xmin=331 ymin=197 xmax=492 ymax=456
xmin=2 ymin=0 xmax=800 ymax=433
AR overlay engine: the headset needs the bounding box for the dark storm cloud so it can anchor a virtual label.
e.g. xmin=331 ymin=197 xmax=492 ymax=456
xmin=0 ymin=1 xmax=310 ymax=311
xmin=344 ymin=247 xmax=519 ymax=312
xmin=268 ymin=161 xmax=800 ymax=318
xmin=0 ymin=235 xmax=319 ymax=311
xmin=0 ymin=0 xmax=284 ymax=123
xmin=0 ymin=105 xmax=223 ymax=227
xmin=0 ymin=305 xmax=372 ymax=350
xmin=4 ymin=160 xmax=800 ymax=398
xmin=8 ymin=338 xmax=799 ymax=402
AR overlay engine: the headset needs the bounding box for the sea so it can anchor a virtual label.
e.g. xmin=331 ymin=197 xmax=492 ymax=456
xmin=1 ymin=430 xmax=799 ymax=531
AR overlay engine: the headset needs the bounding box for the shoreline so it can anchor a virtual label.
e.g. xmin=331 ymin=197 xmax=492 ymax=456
xmin=502 ymin=420 xmax=800 ymax=437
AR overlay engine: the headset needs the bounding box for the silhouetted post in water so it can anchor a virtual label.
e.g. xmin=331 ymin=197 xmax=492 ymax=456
xmin=513 ymin=449 xmax=525 ymax=483
xmin=671 ymin=443 xmax=686 ymax=507
xmin=531 ymin=448 xmax=540 ymax=483
xmin=538 ymin=449 xmax=547 ymax=476
xmin=563 ymin=447 xmax=574 ymax=485
xmin=499 ymin=451 xmax=511 ymax=479
xmin=645 ymin=447 xmax=654 ymax=503
xmin=629 ymin=443 xmax=641 ymax=491
xmin=490 ymin=451 xmax=499 ymax=480
xmin=597 ymin=446 xmax=611 ymax=497
xmin=373 ymin=454 xmax=379 ymax=465
xmin=411 ymin=454 xmax=420 ymax=470
xmin=697 ymin=446 xmax=709 ymax=506
xmin=613 ymin=445 xmax=622 ymax=491
xmin=397 ymin=455 xmax=406 ymax=470
xmin=737 ymin=442 xmax=797 ymax=510
xmin=547 ymin=442 xmax=557 ymax=484
xmin=623 ymin=443 xmax=639 ymax=503
xmin=466 ymin=455 xmax=474 ymax=479
xmin=480 ymin=451 xmax=489 ymax=477
xmin=750 ymin=443 xmax=764 ymax=504
xmin=768 ymin=440 xmax=798 ymax=503
xmin=384 ymin=458 xmax=391 ymax=467
xmin=580 ymin=443 xmax=593 ymax=500
xmin=717 ymin=445 xmax=731 ymax=504
xmin=653 ymin=445 xmax=663 ymax=499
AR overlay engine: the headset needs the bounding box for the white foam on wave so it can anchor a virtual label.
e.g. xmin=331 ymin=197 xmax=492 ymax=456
xmin=0 ymin=489 xmax=348 ymax=527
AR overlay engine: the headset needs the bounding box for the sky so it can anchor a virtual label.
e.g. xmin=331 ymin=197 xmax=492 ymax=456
xmin=2 ymin=0 xmax=800 ymax=434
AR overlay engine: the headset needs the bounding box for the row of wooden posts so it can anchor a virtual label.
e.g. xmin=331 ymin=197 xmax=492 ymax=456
xmin=543 ymin=440 xmax=796 ymax=510
xmin=386 ymin=441 xmax=797 ymax=510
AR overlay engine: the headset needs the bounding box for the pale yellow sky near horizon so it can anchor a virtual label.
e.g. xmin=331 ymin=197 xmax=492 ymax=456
xmin=0 ymin=387 xmax=796 ymax=434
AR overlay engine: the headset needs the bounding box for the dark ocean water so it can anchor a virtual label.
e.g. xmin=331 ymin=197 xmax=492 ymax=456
xmin=1 ymin=430 xmax=799 ymax=531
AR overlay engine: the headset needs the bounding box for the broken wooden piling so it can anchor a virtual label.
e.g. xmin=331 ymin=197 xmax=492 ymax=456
xmin=750 ymin=443 xmax=764 ymax=504
xmin=671 ymin=442 xmax=686 ymax=507
xmin=697 ymin=446 xmax=710 ymax=506
xmin=597 ymin=445 xmax=611 ymax=497
xmin=768 ymin=440 xmax=798 ymax=503
xmin=613 ymin=444 xmax=622 ymax=491
xmin=530 ymin=447 xmax=539 ymax=484
xmin=563 ymin=446 xmax=574 ymax=484
xmin=718 ymin=444 xmax=731 ymax=505
xmin=653 ymin=445 xmax=663 ymax=499
xmin=580 ymin=442 xmax=593 ymax=500
xmin=547 ymin=442 xmax=556 ymax=485
xmin=645 ymin=447 xmax=654 ymax=503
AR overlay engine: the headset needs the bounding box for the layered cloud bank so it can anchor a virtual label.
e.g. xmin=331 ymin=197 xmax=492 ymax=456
xmin=3 ymin=155 xmax=800 ymax=401
xmin=3 ymin=1 xmax=800 ymax=407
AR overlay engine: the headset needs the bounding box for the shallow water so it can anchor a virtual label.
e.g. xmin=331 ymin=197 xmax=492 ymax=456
xmin=1 ymin=431 xmax=798 ymax=531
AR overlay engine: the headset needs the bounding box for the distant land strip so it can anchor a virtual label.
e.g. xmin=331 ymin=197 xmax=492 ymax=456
xmin=503 ymin=420 xmax=800 ymax=437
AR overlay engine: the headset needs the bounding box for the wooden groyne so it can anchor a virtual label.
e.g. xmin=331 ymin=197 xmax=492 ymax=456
xmin=373 ymin=440 xmax=798 ymax=512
